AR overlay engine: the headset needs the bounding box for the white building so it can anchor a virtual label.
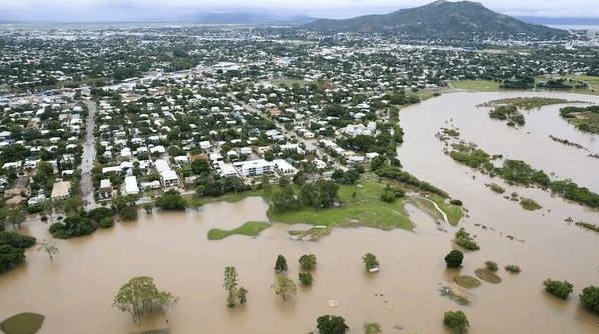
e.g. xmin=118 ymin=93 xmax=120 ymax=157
xmin=124 ymin=176 xmax=139 ymax=195
xmin=241 ymin=159 xmax=275 ymax=177
xmin=273 ymin=159 xmax=298 ymax=176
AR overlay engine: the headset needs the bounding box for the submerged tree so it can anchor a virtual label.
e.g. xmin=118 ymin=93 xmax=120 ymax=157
xmin=272 ymin=276 xmax=297 ymax=300
xmin=223 ymin=266 xmax=239 ymax=307
xmin=37 ymin=240 xmax=59 ymax=263
xmin=275 ymin=254 xmax=288 ymax=272
xmin=113 ymin=276 xmax=178 ymax=322
xmin=362 ymin=252 xmax=379 ymax=271
xmin=299 ymin=253 xmax=317 ymax=270
xmin=223 ymin=266 xmax=247 ymax=307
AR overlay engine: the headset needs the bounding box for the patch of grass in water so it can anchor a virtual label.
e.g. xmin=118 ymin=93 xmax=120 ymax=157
xmin=1 ymin=312 xmax=45 ymax=334
xmin=429 ymin=195 xmax=464 ymax=225
xmin=520 ymin=198 xmax=542 ymax=211
xmin=488 ymin=183 xmax=505 ymax=194
xmin=453 ymin=275 xmax=481 ymax=289
xmin=475 ymin=268 xmax=502 ymax=284
xmin=207 ymin=221 xmax=271 ymax=240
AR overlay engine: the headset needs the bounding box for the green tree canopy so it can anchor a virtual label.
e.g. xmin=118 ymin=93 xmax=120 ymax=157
xmin=299 ymin=254 xmax=317 ymax=270
xmin=113 ymin=276 xmax=178 ymax=322
xmin=155 ymin=189 xmax=187 ymax=210
xmin=444 ymin=249 xmax=464 ymax=268
xmin=443 ymin=310 xmax=469 ymax=334
xmin=580 ymin=286 xmax=599 ymax=315
xmin=316 ymin=315 xmax=349 ymax=334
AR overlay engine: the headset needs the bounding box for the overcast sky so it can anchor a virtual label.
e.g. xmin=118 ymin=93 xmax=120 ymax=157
xmin=2 ymin=0 xmax=598 ymax=22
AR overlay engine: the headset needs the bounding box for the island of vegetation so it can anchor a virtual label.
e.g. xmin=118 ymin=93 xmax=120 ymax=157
xmin=207 ymin=221 xmax=271 ymax=240
xmin=446 ymin=140 xmax=599 ymax=209
xmin=560 ymin=105 xmax=599 ymax=134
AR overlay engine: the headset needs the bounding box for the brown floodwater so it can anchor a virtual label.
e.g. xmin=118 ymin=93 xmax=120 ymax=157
xmin=2 ymin=92 xmax=599 ymax=334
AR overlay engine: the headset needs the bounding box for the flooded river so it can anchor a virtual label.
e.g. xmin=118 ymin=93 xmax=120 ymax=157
xmin=2 ymin=92 xmax=599 ymax=334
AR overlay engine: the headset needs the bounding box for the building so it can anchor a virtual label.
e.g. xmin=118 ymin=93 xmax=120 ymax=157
xmin=241 ymin=159 xmax=275 ymax=177
xmin=99 ymin=179 xmax=113 ymax=199
xmin=273 ymin=159 xmax=298 ymax=176
xmin=124 ymin=176 xmax=139 ymax=195
xmin=161 ymin=170 xmax=179 ymax=188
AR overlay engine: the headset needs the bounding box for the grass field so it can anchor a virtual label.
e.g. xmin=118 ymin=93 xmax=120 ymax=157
xmin=207 ymin=221 xmax=271 ymax=240
xmin=475 ymin=268 xmax=502 ymax=284
xmin=451 ymin=80 xmax=502 ymax=92
xmin=429 ymin=195 xmax=464 ymax=225
xmin=269 ymin=178 xmax=412 ymax=231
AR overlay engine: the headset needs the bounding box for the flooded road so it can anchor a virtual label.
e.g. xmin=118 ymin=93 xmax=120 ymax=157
xmin=2 ymin=92 xmax=599 ymax=334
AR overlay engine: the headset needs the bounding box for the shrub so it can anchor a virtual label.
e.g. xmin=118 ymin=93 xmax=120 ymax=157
xmin=316 ymin=315 xmax=349 ymax=334
xmin=97 ymin=217 xmax=114 ymax=228
xmin=449 ymin=199 xmax=463 ymax=206
xmin=455 ymin=228 xmax=479 ymax=251
xmin=485 ymin=261 xmax=498 ymax=272
xmin=365 ymin=322 xmax=381 ymax=334
xmin=445 ymin=249 xmax=464 ymax=268
xmin=543 ymin=279 xmax=574 ymax=300
xmin=443 ymin=310 xmax=469 ymax=334
xmin=119 ymin=207 xmax=138 ymax=221
xmin=275 ymin=255 xmax=288 ymax=272
xmin=362 ymin=252 xmax=379 ymax=271
xmin=298 ymin=272 xmax=313 ymax=286
xmin=580 ymin=286 xmax=599 ymax=315
xmin=299 ymin=254 xmax=317 ymax=270
xmin=505 ymin=264 xmax=521 ymax=273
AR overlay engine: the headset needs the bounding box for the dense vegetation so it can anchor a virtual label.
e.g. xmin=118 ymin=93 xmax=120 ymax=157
xmin=155 ymin=189 xmax=187 ymax=210
xmin=373 ymin=163 xmax=448 ymax=197
xmin=0 ymin=232 xmax=36 ymax=274
xmin=488 ymin=104 xmax=525 ymax=127
xmin=272 ymin=180 xmax=339 ymax=213
xmin=543 ymin=279 xmax=574 ymax=300
xmin=316 ymin=315 xmax=349 ymax=334
xmin=445 ymin=249 xmax=464 ymax=268
xmin=580 ymin=286 xmax=599 ymax=315
xmin=560 ymin=105 xmax=599 ymax=134
xmin=443 ymin=310 xmax=470 ymax=334
xmin=449 ymin=144 xmax=599 ymax=208
xmin=455 ymin=228 xmax=479 ymax=251
xmin=50 ymin=214 xmax=97 ymax=239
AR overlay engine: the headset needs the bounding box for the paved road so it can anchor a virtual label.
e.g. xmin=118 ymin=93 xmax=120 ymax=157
xmin=80 ymin=101 xmax=97 ymax=210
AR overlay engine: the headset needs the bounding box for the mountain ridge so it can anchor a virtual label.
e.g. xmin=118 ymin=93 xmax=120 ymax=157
xmin=302 ymin=0 xmax=569 ymax=39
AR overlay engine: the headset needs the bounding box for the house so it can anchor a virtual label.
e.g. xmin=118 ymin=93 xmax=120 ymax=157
xmin=51 ymin=181 xmax=71 ymax=199
xmin=140 ymin=180 xmax=161 ymax=191
xmin=160 ymin=170 xmax=179 ymax=188
xmin=217 ymin=162 xmax=239 ymax=178
xmin=99 ymin=179 xmax=113 ymax=199
xmin=240 ymin=159 xmax=275 ymax=177
xmin=313 ymin=159 xmax=327 ymax=169
xmin=124 ymin=176 xmax=139 ymax=195
xmin=273 ymin=159 xmax=298 ymax=176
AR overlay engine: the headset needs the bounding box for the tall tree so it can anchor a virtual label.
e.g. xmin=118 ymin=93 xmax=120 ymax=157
xmin=223 ymin=266 xmax=239 ymax=307
xmin=113 ymin=276 xmax=178 ymax=322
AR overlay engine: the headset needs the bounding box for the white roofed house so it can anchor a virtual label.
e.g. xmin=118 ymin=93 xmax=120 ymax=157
xmin=273 ymin=159 xmax=298 ymax=176
xmin=160 ymin=169 xmax=179 ymax=189
xmin=99 ymin=179 xmax=113 ymax=199
xmin=124 ymin=176 xmax=139 ymax=195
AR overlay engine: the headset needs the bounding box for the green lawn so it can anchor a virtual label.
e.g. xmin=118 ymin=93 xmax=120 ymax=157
xmin=451 ymin=80 xmax=502 ymax=92
xmin=269 ymin=179 xmax=412 ymax=231
xmin=429 ymin=195 xmax=464 ymax=225
xmin=207 ymin=221 xmax=271 ymax=240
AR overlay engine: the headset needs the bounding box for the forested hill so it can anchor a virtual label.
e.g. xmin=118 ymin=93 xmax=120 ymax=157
xmin=302 ymin=0 xmax=569 ymax=40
